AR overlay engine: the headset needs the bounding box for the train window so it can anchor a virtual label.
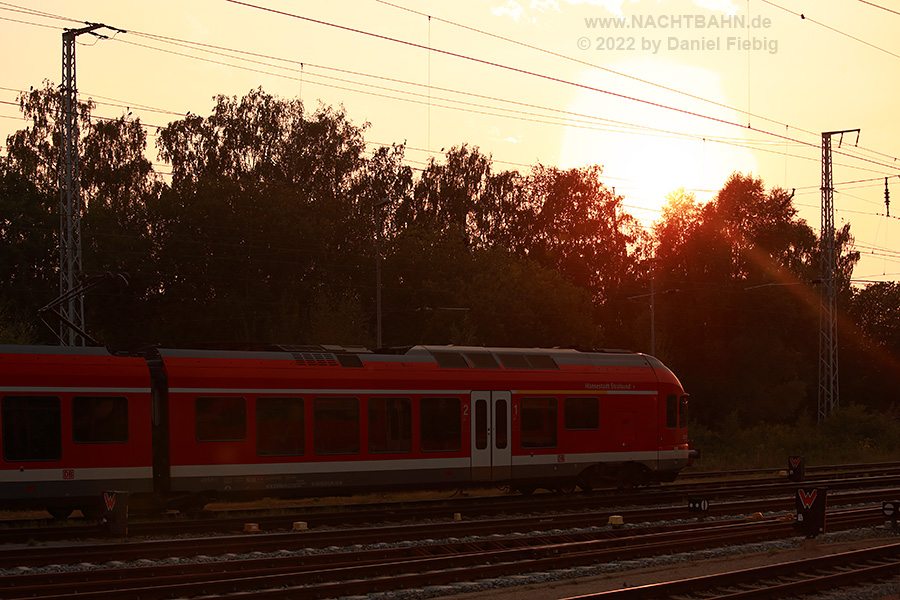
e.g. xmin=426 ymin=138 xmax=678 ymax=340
xmin=1 ymin=396 xmax=61 ymax=461
xmin=474 ymin=399 xmax=488 ymax=450
xmin=256 ymin=397 xmax=305 ymax=456
xmin=564 ymin=397 xmax=599 ymax=430
xmin=521 ymin=397 xmax=557 ymax=448
xmin=525 ymin=355 xmax=558 ymax=370
xmin=679 ymin=395 xmax=689 ymax=428
xmin=368 ymin=397 xmax=412 ymax=454
xmin=495 ymin=398 xmax=508 ymax=450
xmin=666 ymin=394 xmax=677 ymax=429
xmin=432 ymin=352 xmax=469 ymax=369
xmin=336 ymin=354 xmax=364 ymax=368
xmin=314 ymin=397 xmax=360 ymax=455
xmin=73 ymin=396 xmax=128 ymax=443
xmin=195 ymin=397 xmax=246 ymax=442
xmin=465 ymin=353 xmax=499 ymax=369
xmin=497 ymin=354 xmax=558 ymax=369
xmin=497 ymin=353 xmax=529 ymax=369
xmin=420 ymin=397 xmax=461 ymax=452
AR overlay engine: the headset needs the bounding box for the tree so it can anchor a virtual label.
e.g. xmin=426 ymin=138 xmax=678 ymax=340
xmin=520 ymin=165 xmax=641 ymax=302
xmin=149 ymin=90 xmax=374 ymax=345
xmin=397 ymin=144 xmax=496 ymax=250
xmin=5 ymin=81 xmax=94 ymax=198
xmin=843 ymin=282 xmax=900 ymax=412
xmin=2 ymin=82 xmax=160 ymax=346
xmin=78 ymin=115 xmax=161 ymax=346
xmin=850 ymin=282 xmax=900 ymax=351
xmin=384 ymin=145 xmax=525 ymax=346
xmin=462 ymin=249 xmax=601 ymax=347
xmin=383 ymin=150 xmax=635 ymax=348
xmin=380 ymin=223 xmax=475 ymax=346
xmin=649 ymin=173 xmax=857 ymax=427
xmin=0 ymin=161 xmax=56 ymax=334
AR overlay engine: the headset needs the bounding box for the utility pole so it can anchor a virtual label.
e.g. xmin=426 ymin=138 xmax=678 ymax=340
xmin=627 ymin=258 xmax=677 ymax=358
xmin=885 ymin=177 xmax=891 ymax=217
xmin=818 ymin=128 xmax=858 ymax=422
xmin=59 ymin=23 xmax=123 ymax=346
xmin=649 ymin=257 xmax=658 ymax=356
xmin=374 ymin=198 xmax=390 ymax=349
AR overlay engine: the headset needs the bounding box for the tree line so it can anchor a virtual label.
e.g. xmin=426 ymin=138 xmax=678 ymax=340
xmin=1 ymin=83 xmax=898 ymax=429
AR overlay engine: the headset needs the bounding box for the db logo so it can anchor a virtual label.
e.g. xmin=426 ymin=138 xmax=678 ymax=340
xmin=62 ymin=469 xmax=75 ymax=480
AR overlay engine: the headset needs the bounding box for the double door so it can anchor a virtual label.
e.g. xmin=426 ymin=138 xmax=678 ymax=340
xmin=471 ymin=391 xmax=511 ymax=481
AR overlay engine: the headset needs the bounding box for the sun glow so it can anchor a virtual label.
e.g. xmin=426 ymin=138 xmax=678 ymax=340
xmin=558 ymin=58 xmax=757 ymax=225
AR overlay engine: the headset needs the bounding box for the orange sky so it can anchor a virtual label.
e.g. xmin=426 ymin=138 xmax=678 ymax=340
xmin=1 ymin=0 xmax=898 ymax=282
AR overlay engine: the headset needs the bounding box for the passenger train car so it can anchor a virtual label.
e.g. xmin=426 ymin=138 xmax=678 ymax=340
xmin=0 ymin=344 xmax=695 ymax=517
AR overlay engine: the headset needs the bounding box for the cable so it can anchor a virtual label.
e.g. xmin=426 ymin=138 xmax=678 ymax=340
xmin=4 ymin=0 xmax=900 ymax=175
xmin=857 ymin=0 xmax=900 ymax=17
xmin=760 ymin=0 xmax=900 ymax=60
xmin=0 ymin=2 xmax=78 ymax=23
xmin=376 ymin=0 xmax=801 ymax=136
xmin=225 ymin=0 xmax=900 ymax=174
xmin=101 ymin=36 xmax=850 ymax=173
xmin=0 ymin=13 xmax=62 ymax=29
xmin=219 ymin=1 xmax=768 ymax=129
xmin=793 ymin=176 xmax=892 ymax=192
xmin=117 ymin=17 xmax=900 ymax=180
xmin=4 ymin=4 xmax=899 ymax=179
xmin=376 ymin=0 xmax=900 ymax=168
xmin=125 ymin=30 xmax=711 ymax=140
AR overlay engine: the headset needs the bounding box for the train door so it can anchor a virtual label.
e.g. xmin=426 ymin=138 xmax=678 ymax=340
xmin=471 ymin=391 xmax=511 ymax=482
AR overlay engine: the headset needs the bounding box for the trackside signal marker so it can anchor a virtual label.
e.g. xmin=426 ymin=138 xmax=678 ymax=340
xmin=797 ymin=488 xmax=818 ymax=510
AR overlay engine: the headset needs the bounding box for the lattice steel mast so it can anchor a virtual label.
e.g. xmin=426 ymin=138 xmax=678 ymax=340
xmin=59 ymin=23 xmax=122 ymax=345
xmin=818 ymin=128 xmax=858 ymax=422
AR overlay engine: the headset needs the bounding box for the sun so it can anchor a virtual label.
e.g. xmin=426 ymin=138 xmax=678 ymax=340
xmin=558 ymin=58 xmax=757 ymax=226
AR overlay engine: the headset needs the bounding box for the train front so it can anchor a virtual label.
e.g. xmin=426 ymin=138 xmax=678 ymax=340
xmin=644 ymin=354 xmax=698 ymax=481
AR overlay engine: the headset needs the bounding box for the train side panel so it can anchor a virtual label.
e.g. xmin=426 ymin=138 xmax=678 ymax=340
xmin=0 ymin=344 xmax=693 ymax=513
xmin=160 ymin=349 xmax=475 ymax=499
xmin=0 ymin=346 xmax=153 ymax=514
xmin=505 ymin=351 xmax=666 ymax=490
xmin=160 ymin=347 xmax=690 ymax=500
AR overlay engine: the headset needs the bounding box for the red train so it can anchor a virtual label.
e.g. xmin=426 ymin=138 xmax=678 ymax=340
xmin=0 ymin=344 xmax=696 ymax=517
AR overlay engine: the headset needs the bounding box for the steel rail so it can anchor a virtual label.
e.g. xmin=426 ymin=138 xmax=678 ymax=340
xmin=0 ymin=507 xmax=886 ymax=599
xmin=0 ymin=487 xmax=892 ymax=569
xmin=561 ymin=541 xmax=900 ymax=599
xmin=2 ymin=470 xmax=900 ymax=546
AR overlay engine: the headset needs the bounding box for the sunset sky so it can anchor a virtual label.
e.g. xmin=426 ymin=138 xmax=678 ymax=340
xmin=1 ymin=0 xmax=898 ymax=282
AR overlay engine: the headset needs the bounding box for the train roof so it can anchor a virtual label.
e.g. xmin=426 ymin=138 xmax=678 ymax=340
xmin=0 ymin=344 xmax=118 ymax=356
xmin=155 ymin=344 xmax=670 ymax=372
xmin=0 ymin=343 xmax=674 ymax=375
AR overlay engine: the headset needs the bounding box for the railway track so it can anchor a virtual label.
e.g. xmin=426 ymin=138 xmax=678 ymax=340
xmin=678 ymin=459 xmax=900 ymax=480
xmin=0 ymin=464 xmax=897 ymax=599
xmin=3 ymin=467 xmax=900 ymax=544
xmin=566 ymin=541 xmax=900 ymax=599
xmin=0 ymin=506 xmax=888 ymax=599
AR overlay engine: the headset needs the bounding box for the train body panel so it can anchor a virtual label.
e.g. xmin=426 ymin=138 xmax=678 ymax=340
xmin=160 ymin=347 xmax=475 ymax=496
xmin=0 ymin=344 xmax=694 ymax=513
xmin=0 ymin=346 xmax=154 ymax=514
xmin=158 ymin=345 xmax=691 ymax=498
